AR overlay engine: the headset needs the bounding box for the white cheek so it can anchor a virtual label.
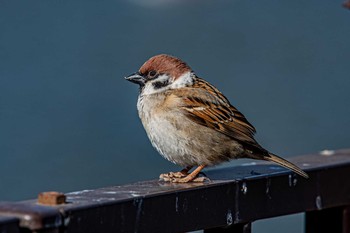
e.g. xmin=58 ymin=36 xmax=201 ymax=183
xmin=142 ymin=83 xmax=156 ymax=95
xmin=141 ymin=72 xmax=194 ymax=96
xmin=169 ymin=71 xmax=194 ymax=89
xmin=141 ymin=74 xmax=170 ymax=95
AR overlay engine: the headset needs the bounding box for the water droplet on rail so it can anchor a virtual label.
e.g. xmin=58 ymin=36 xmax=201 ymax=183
xmin=241 ymin=162 xmax=257 ymax=166
xmin=241 ymin=182 xmax=248 ymax=194
xmin=266 ymin=179 xmax=272 ymax=199
xmin=320 ymin=150 xmax=334 ymax=156
xmin=288 ymin=174 xmax=298 ymax=187
xmin=316 ymin=196 xmax=322 ymax=210
xmin=226 ymin=210 xmax=233 ymax=226
xmin=175 ymin=196 xmax=179 ymax=213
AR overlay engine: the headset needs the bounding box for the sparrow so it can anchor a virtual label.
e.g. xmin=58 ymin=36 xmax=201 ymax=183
xmin=125 ymin=54 xmax=308 ymax=183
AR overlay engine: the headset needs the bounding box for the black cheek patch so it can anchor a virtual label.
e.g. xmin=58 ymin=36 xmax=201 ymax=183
xmin=152 ymin=80 xmax=170 ymax=89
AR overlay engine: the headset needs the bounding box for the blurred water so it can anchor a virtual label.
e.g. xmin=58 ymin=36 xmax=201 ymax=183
xmin=0 ymin=0 xmax=349 ymax=232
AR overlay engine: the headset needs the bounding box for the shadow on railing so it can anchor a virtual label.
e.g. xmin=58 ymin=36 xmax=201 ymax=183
xmin=0 ymin=149 xmax=350 ymax=233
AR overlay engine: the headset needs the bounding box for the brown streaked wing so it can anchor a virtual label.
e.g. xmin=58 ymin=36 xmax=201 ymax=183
xmin=171 ymin=78 xmax=257 ymax=145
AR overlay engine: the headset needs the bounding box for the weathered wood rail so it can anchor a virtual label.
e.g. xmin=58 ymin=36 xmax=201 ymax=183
xmin=0 ymin=149 xmax=350 ymax=233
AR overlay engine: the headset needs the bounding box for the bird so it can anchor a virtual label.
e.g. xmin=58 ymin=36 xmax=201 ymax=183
xmin=125 ymin=54 xmax=309 ymax=183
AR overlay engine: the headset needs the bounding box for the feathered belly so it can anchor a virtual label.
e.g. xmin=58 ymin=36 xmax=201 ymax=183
xmin=140 ymin=113 xmax=244 ymax=167
xmin=137 ymin=94 xmax=244 ymax=167
xmin=141 ymin=115 xmax=193 ymax=166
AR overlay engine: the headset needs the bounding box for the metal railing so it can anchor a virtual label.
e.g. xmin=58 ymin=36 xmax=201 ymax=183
xmin=0 ymin=149 xmax=350 ymax=233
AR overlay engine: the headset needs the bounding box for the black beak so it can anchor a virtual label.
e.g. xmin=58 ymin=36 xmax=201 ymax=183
xmin=125 ymin=72 xmax=145 ymax=86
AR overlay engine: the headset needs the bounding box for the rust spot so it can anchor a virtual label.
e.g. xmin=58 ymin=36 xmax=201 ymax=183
xmin=38 ymin=191 xmax=66 ymax=206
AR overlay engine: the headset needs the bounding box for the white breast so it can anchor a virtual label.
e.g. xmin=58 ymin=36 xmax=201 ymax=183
xmin=137 ymin=93 xmax=198 ymax=167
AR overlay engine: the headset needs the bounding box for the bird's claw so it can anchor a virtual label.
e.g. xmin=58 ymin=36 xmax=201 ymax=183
xmin=159 ymin=172 xmax=210 ymax=183
xmin=159 ymin=171 xmax=188 ymax=180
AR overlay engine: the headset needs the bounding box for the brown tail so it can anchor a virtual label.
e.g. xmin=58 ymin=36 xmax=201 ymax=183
xmin=264 ymin=153 xmax=309 ymax=178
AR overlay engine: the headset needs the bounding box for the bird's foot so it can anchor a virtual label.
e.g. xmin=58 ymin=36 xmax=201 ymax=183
xmin=159 ymin=171 xmax=188 ymax=181
xmin=159 ymin=172 xmax=210 ymax=183
xmin=159 ymin=165 xmax=208 ymax=183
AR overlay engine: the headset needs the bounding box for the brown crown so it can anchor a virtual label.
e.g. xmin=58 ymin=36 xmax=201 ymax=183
xmin=139 ymin=54 xmax=192 ymax=80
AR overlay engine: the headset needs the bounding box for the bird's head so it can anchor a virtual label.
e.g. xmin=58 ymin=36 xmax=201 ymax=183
xmin=125 ymin=54 xmax=194 ymax=95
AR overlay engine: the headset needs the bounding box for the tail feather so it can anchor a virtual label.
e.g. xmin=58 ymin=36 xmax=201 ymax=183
xmin=264 ymin=153 xmax=309 ymax=178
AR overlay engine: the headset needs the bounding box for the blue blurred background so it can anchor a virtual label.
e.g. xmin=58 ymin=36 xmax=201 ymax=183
xmin=0 ymin=0 xmax=349 ymax=232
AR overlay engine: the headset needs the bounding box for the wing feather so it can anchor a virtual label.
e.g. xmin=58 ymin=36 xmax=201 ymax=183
xmin=172 ymin=77 xmax=258 ymax=146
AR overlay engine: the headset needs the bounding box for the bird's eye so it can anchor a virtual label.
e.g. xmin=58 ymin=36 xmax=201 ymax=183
xmin=148 ymin=70 xmax=157 ymax=78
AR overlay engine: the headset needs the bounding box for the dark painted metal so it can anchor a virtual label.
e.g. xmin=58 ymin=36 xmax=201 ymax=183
xmin=0 ymin=216 xmax=20 ymax=233
xmin=305 ymin=205 xmax=350 ymax=233
xmin=0 ymin=149 xmax=349 ymax=233
xmin=204 ymin=222 xmax=251 ymax=233
xmin=305 ymin=207 xmax=342 ymax=233
xmin=344 ymin=206 xmax=350 ymax=233
xmin=0 ymin=202 xmax=62 ymax=231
